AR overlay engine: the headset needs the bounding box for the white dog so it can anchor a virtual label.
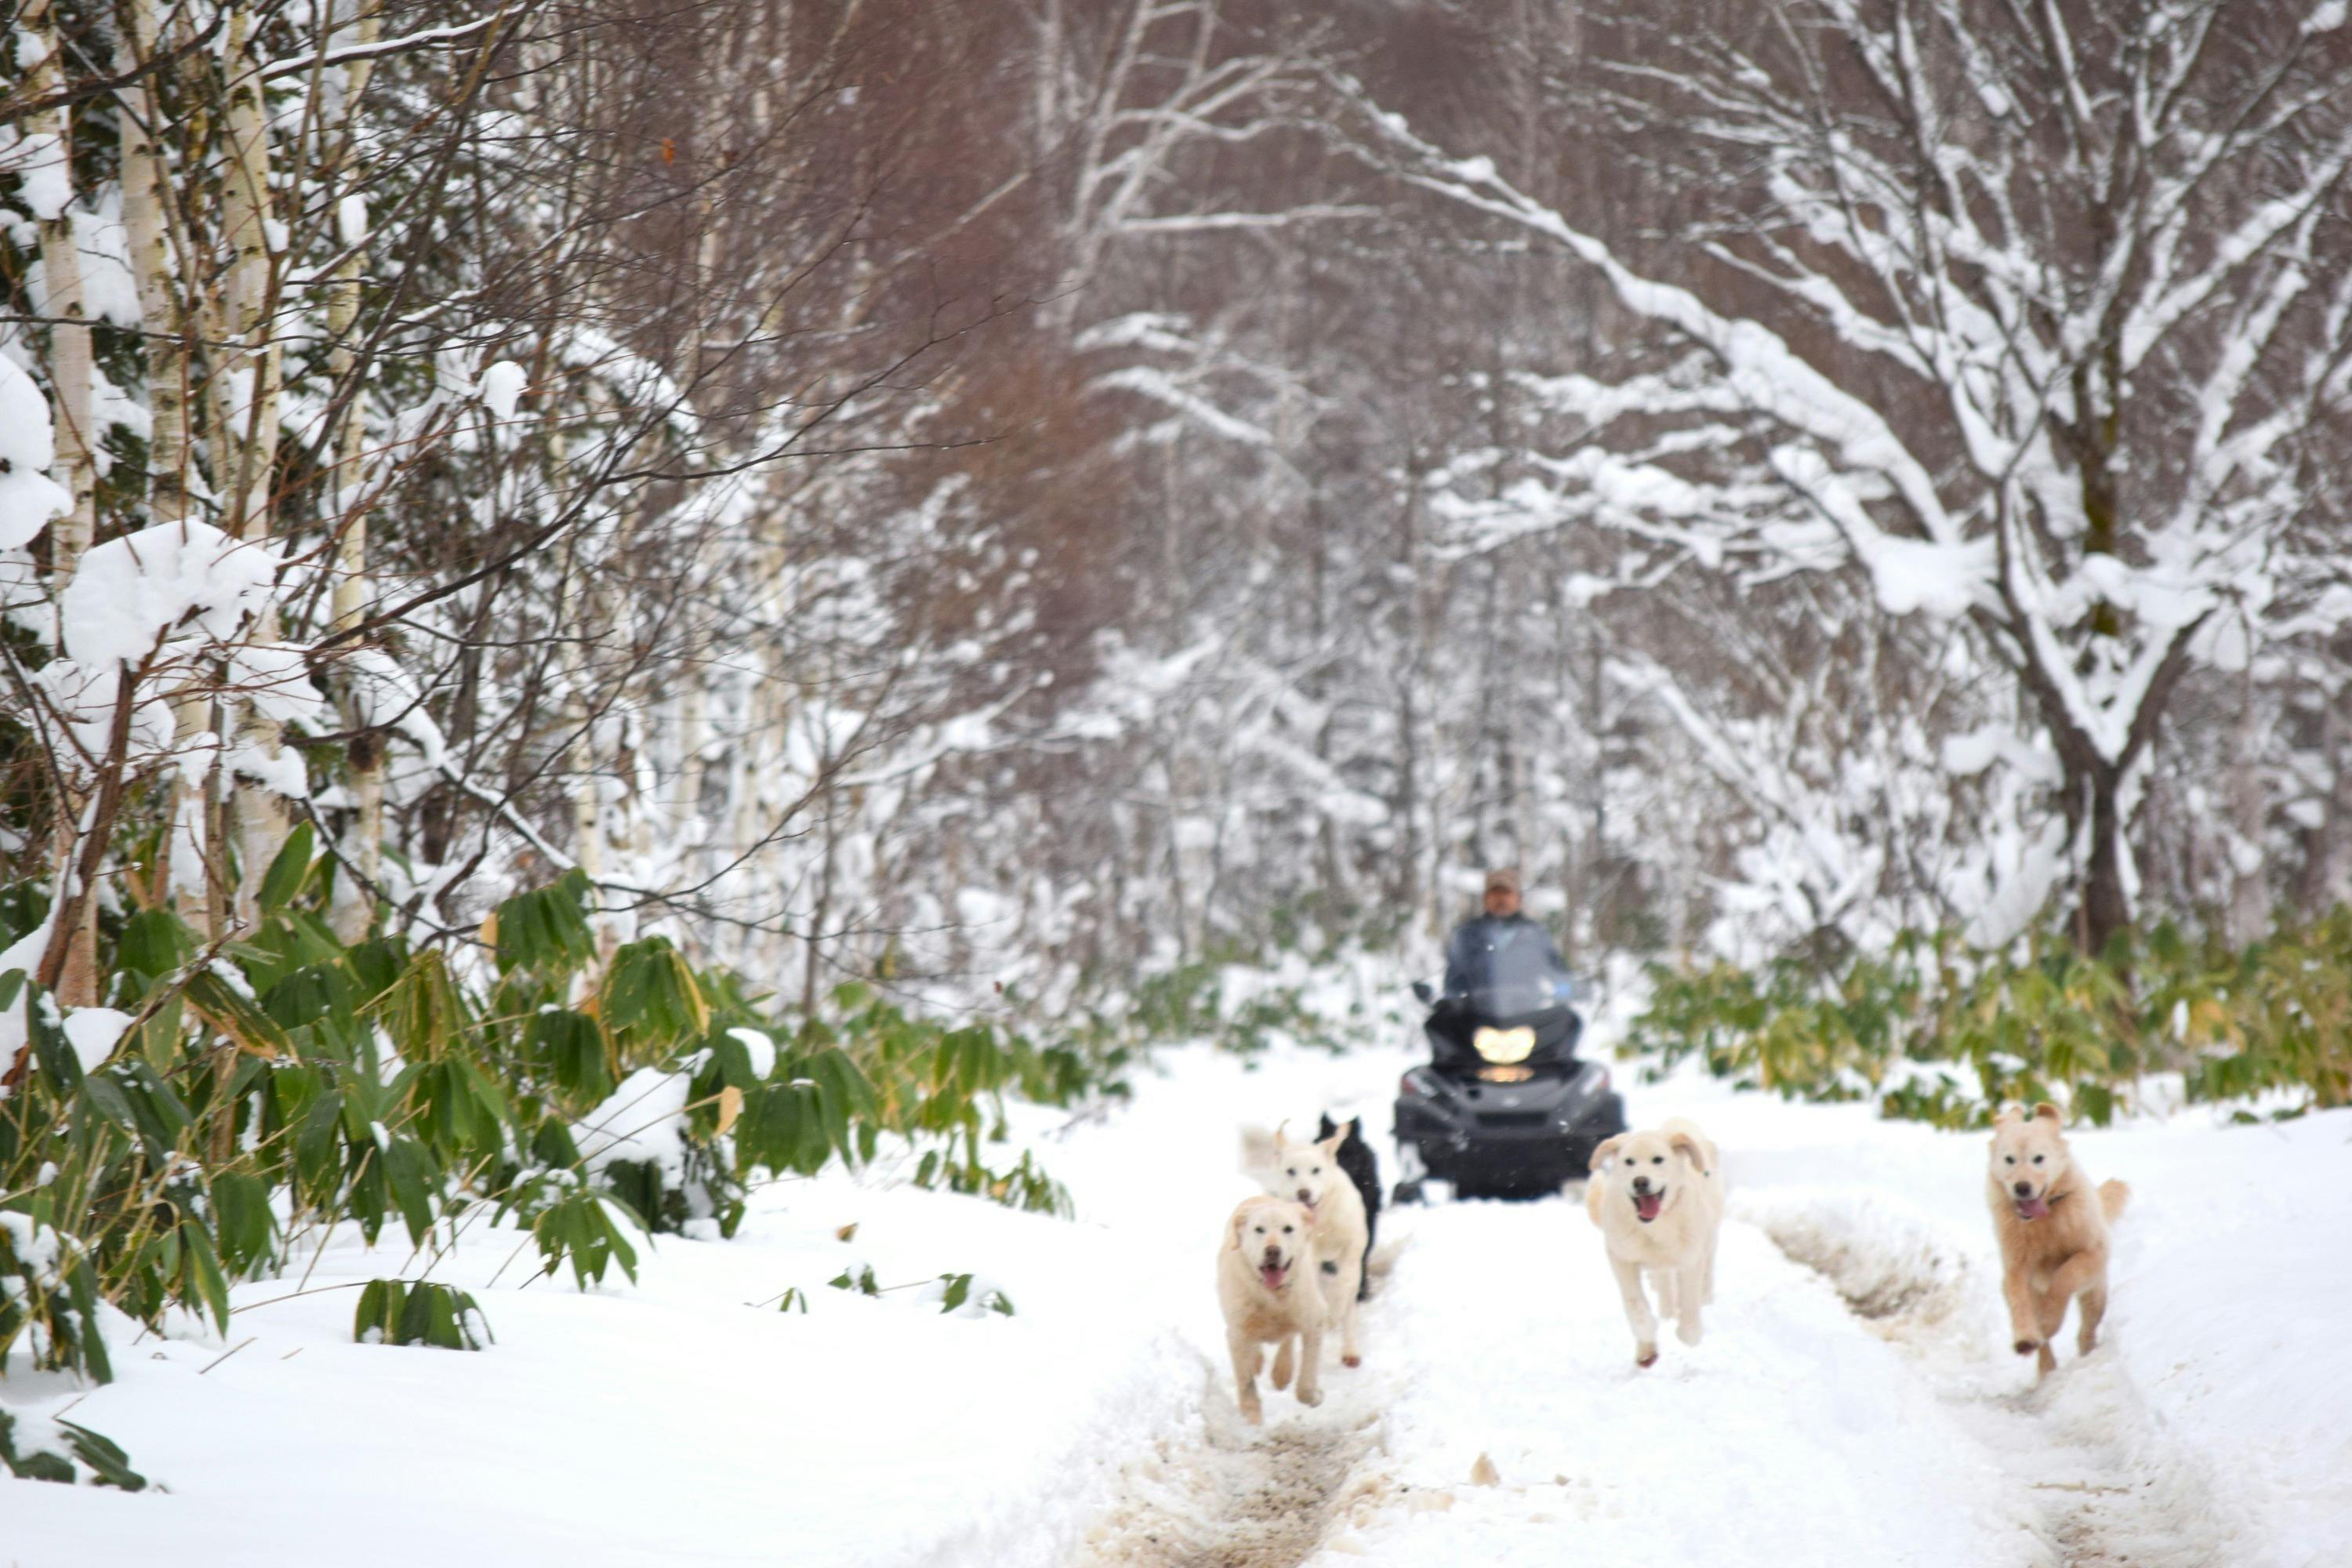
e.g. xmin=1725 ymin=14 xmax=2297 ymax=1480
xmin=1267 ymin=1124 xmax=1368 ymax=1368
xmin=1216 ymin=1193 xmax=1327 ymax=1424
xmin=1587 ymin=1118 xmax=1724 ymax=1367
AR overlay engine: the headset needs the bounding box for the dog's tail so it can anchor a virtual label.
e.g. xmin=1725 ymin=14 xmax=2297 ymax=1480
xmin=1237 ymin=1123 xmax=1279 ymax=1178
xmin=1365 ymin=1234 xmax=1408 ymax=1279
xmin=2100 ymin=1178 xmax=2130 ymax=1221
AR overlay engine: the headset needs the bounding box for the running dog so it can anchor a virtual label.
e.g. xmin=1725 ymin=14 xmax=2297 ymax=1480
xmin=1988 ymin=1102 xmax=2129 ymax=1379
xmin=1588 ymin=1118 xmax=1723 ymax=1368
xmin=1267 ymin=1124 xmax=1368 ymax=1367
xmin=1316 ymin=1112 xmax=1381 ymax=1302
xmin=1216 ymin=1194 xmax=1326 ymax=1425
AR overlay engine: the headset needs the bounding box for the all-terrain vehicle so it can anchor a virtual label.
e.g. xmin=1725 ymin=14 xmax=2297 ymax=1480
xmin=1391 ymin=937 xmax=1626 ymax=1200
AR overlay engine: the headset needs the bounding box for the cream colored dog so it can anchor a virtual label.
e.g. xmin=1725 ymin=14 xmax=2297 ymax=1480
xmin=1988 ymin=1102 xmax=2129 ymax=1379
xmin=1588 ymin=1118 xmax=1723 ymax=1368
xmin=1267 ymin=1125 xmax=1367 ymax=1368
xmin=1217 ymin=1193 xmax=1327 ymax=1425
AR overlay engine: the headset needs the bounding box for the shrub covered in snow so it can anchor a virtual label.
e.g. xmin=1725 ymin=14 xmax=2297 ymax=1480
xmin=0 ymin=858 xmax=1123 ymax=1407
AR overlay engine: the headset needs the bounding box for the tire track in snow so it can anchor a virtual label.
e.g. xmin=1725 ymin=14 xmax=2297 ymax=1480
xmin=1070 ymin=1356 xmax=1388 ymax=1568
xmin=1751 ymin=1193 xmax=2249 ymax=1568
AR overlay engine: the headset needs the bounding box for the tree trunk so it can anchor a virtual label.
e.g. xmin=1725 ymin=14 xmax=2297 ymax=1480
xmin=27 ymin=0 xmax=99 ymax=1004
xmin=2293 ymin=695 xmax=2352 ymax=918
xmin=216 ymin=4 xmax=293 ymax=931
xmin=2077 ymin=764 xmax=2132 ymax=960
xmin=122 ymin=1 xmax=219 ymax=939
xmin=326 ymin=5 xmax=385 ymax=942
xmin=2224 ymin=687 xmax=2268 ymax=946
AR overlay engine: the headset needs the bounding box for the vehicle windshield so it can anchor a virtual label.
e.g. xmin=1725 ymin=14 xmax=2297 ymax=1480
xmin=1451 ymin=923 xmax=1569 ymax=1020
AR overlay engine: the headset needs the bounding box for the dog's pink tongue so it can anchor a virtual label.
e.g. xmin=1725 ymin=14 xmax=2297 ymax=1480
xmin=1634 ymin=1192 xmax=1663 ymax=1221
xmin=2015 ymin=1194 xmax=2049 ymax=1221
xmin=1259 ymin=1262 xmax=1286 ymax=1290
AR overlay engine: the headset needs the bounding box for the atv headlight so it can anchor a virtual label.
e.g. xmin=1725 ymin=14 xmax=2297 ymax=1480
xmin=1472 ymin=1025 xmax=1535 ymax=1065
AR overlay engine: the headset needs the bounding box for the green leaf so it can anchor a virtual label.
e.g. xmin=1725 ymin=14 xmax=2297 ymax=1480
xmin=380 ymin=1138 xmax=437 ymax=1245
xmin=599 ymin=938 xmax=709 ymax=1053
xmin=366 ymin=949 xmax=469 ymax=1064
xmin=258 ymin=822 xmax=318 ymax=913
xmin=210 ymin=1172 xmax=277 ymax=1276
xmin=78 ymin=1070 xmax=140 ymax=1134
xmin=294 ymin=1089 xmax=347 ymax=1205
xmin=354 ymin=1279 xmax=488 ymax=1350
xmin=185 ymin=968 xmax=295 ymax=1060
xmin=180 ymin=1223 xmax=233 ymax=1336
xmin=118 ymin=907 xmax=195 ymax=978
xmin=528 ymin=1009 xmax=611 ymax=1105
xmin=57 ymin=1421 xmax=146 ymax=1490
xmin=493 ymin=873 xmax=597 ymax=975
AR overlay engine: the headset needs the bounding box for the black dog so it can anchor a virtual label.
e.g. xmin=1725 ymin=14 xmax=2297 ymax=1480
xmin=1317 ymin=1112 xmax=1381 ymax=1301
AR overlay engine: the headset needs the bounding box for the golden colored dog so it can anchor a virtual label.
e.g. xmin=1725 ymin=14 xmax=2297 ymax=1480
xmin=1988 ymin=1102 xmax=2129 ymax=1378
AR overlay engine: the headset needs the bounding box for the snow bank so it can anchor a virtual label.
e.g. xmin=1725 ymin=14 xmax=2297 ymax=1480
xmin=5 ymin=1026 xmax=2343 ymax=1568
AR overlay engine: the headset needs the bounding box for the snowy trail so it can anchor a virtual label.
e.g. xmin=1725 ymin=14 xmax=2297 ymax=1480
xmin=1070 ymin=1372 xmax=1385 ymax=1568
xmin=1058 ymin=1047 xmax=2292 ymax=1568
xmin=1752 ymin=1192 xmax=2242 ymax=1568
xmin=9 ymin=1029 xmax=2333 ymax=1567
xmin=1075 ymin=1187 xmax=2220 ymax=1567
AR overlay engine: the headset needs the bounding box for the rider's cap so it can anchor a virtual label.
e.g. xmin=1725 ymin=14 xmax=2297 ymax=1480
xmin=1483 ymin=867 xmax=1521 ymax=895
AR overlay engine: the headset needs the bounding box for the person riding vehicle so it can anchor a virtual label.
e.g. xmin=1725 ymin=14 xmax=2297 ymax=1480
xmin=1439 ymin=867 xmax=1577 ymax=1038
xmin=1393 ymin=866 xmax=1621 ymax=1199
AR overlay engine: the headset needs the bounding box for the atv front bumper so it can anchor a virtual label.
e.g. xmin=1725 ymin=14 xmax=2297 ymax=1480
xmin=1393 ymin=1062 xmax=1625 ymax=1195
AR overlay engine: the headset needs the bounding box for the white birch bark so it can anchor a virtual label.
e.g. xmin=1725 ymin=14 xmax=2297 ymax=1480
xmin=25 ymin=0 xmax=98 ymax=1002
xmin=214 ymin=3 xmax=293 ymax=931
xmin=325 ymin=5 xmax=385 ymax=941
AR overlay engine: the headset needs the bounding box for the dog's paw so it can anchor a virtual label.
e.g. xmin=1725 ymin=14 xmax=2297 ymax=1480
xmin=2013 ymin=1338 xmax=2039 ymax=1356
xmin=1676 ymin=1319 xmax=1702 ymax=1346
xmin=1297 ymin=1386 xmax=1323 ymax=1408
xmin=1635 ymin=1346 xmax=1658 ymax=1369
xmin=1238 ymin=1396 xmax=1263 ymax=1425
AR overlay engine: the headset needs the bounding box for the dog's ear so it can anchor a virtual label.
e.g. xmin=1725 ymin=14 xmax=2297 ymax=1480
xmin=1993 ymin=1105 xmax=2023 ymax=1127
xmin=1348 ymin=1116 xmax=1363 ymax=1140
xmin=1668 ymin=1130 xmax=1711 ymax=1176
xmin=1317 ymin=1131 xmax=1346 ymax=1160
xmin=1273 ymin=1119 xmax=1292 ymax=1152
xmin=1228 ymin=1205 xmax=1253 ymax=1250
xmin=1317 ymin=1112 xmax=1338 ymax=1141
xmin=1589 ymin=1135 xmax=1626 ymax=1174
xmin=2031 ymin=1101 xmax=2063 ymax=1126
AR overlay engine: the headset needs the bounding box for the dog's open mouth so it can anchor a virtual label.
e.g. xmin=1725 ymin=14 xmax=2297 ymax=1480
xmin=1258 ymin=1260 xmax=1289 ymax=1290
xmin=1632 ymin=1191 xmax=1664 ymax=1223
xmin=2013 ymin=1193 xmax=2049 ymax=1221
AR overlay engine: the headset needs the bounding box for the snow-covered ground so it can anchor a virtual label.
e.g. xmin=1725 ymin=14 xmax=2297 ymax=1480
xmin=5 ymin=1032 xmax=2346 ymax=1566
